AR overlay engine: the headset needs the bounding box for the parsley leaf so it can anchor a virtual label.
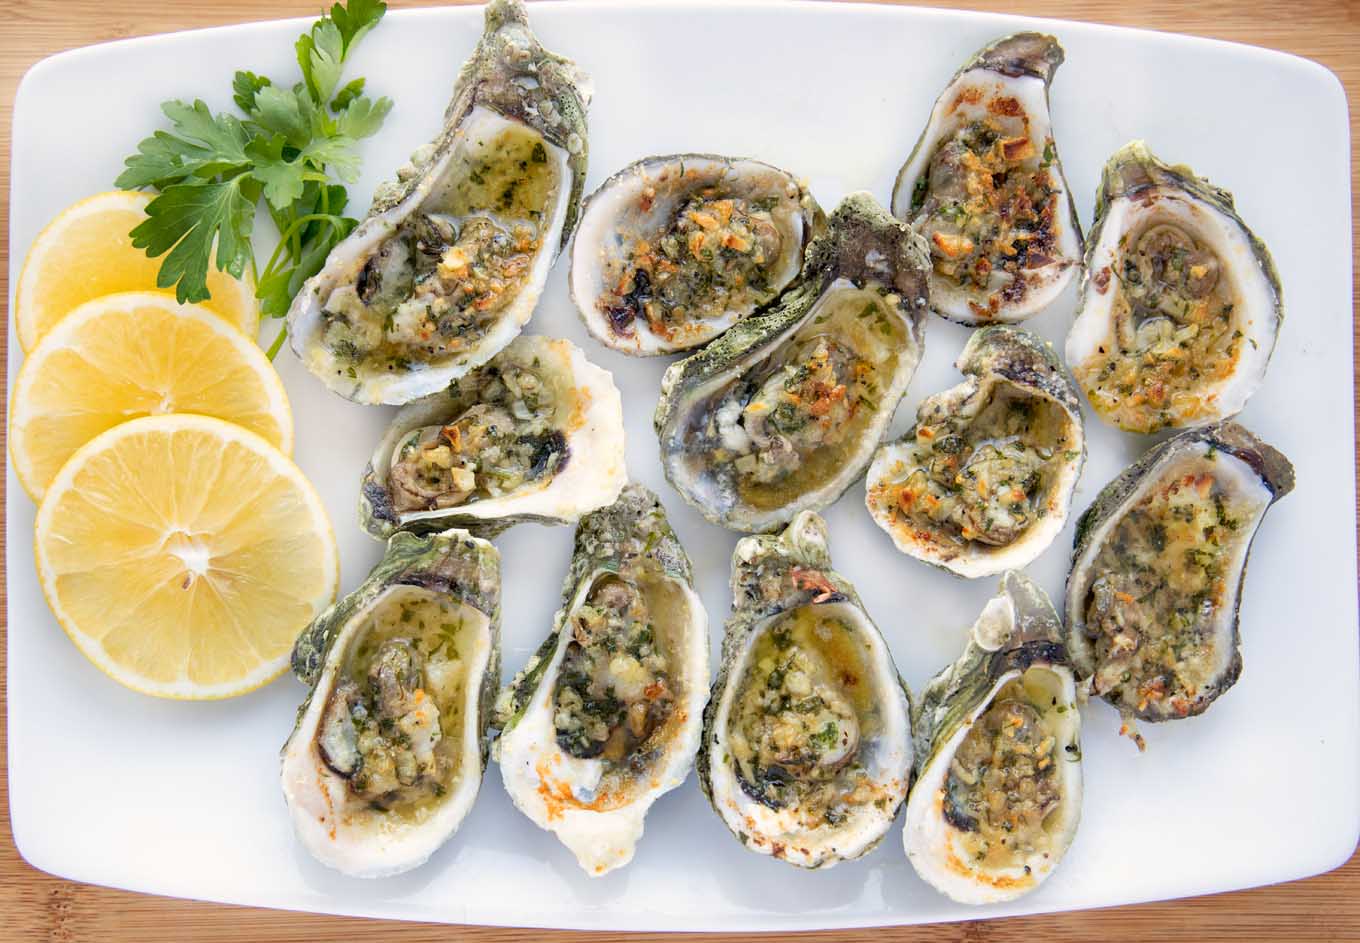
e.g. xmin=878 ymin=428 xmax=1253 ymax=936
xmin=117 ymin=0 xmax=389 ymax=347
xmin=130 ymin=179 xmax=256 ymax=304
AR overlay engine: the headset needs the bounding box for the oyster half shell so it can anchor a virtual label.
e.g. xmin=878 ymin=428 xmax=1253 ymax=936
xmin=866 ymin=326 xmax=1085 ymax=578
xmin=1066 ymin=141 xmax=1283 ymax=434
xmin=1065 ymin=422 xmax=1294 ymax=742
xmin=360 ymin=334 xmax=626 ymax=539
xmin=494 ymin=485 xmax=708 ymax=875
xmin=569 ymin=154 xmax=824 ymax=355
xmin=287 ymin=0 xmax=591 ymax=404
xmin=699 ymin=512 xmax=913 ymax=869
xmin=655 ymin=192 xmax=929 ymax=533
xmin=905 ymin=571 xmax=1082 ymax=904
xmin=282 ymin=529 xmax=500 ymax=877
xmin=891 ymin=33 xmax=1083 ymax=324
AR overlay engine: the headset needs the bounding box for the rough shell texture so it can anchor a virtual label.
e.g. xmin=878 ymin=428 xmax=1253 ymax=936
xmin=1066 ymin=140 xmax=1283 ymax=433
xmin=495 ymin=483 xmax=698 ymax=734
xmin=358 ymin=335 xmax=626 ymax=540
xmin=698 ymin=511 xmax=914 ymax=868
xmin=1064 ymin=421 xmax=1294 ymax=720
xmin=371 ymin=0 xmax=590 ymax=238
xmin=492 ymin=483 xmax=708 ymax=875
xmin=654 ymin=192 xmax=930 ymax=532
xmin=906 ymin=570 xmax=1081 ymax=904
xmin=866 ymin=325 xmax=1085 ymax=578
xmin=569 ymin=153 xmax=825 ymax=355
xmin=286 ymin=0 xmax=590 ymax=405
xmin=282 ymin=529 xmax=501 ymax=877
xmin=890 ymin=32 xmax=1083 ymax=325
xmin=913 ymin=571 xmax=1069 ymax=771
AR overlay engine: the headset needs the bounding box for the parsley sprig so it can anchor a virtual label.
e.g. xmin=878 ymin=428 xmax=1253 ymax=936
xmin=116 ymin=0 xmax=392 ymax=357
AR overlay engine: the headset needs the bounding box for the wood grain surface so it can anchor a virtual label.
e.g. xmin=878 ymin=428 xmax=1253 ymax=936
xmin=1 ymin=0 xmax=1357 ymax=939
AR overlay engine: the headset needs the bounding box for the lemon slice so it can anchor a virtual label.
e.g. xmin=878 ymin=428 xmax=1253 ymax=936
xmin=15 ymin=190 xmax=259 ymax=351
xmin=10 ymin=292 xmax=293 ymax=502
xmin=34 ymin=414 xmax=338 ymax=699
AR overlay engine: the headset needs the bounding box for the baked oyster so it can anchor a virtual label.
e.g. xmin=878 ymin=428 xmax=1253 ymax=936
xmin=359 ymin=335 xmax=625 ymax=539
xmin=281 ymin=529 xmax=500 ymax=877
xmin=494 ymin=485 xmax=708 ymax=875
xmin=890 ymin=33 xmax=1082 ymax=324
xmin=865 ymin=326 xmax=1084 ymax=578
xmin=905 ymin=571 xmax=1082 ymax=904
xmin=1065 ymin=422 xmax=1294 ymax=746
xmin=570 ymin=155 xmax=823 ymax=355
xmin=287 ymin=0 xmax=590 ymax=404
xmin=1065 ymin=141 xmax=1283 ymax=434
xmin=655 ymin=192 xmax=929 ymax=533
xmin=699 ymin=511 xmax=913 ymax=869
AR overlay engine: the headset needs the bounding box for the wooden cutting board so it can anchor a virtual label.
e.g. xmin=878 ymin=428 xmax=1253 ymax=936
xmin=1 ymin=0 xmax=1356 ymax=939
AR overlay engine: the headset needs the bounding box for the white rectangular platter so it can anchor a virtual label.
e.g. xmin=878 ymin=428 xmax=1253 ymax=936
xmin=7 ymin=0 xmax=1357 ymax=932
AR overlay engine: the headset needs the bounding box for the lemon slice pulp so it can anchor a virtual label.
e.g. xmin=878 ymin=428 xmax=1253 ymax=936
xmin=15 ymin=190 xmax=259 ymax=351
xmin=34 ymin=414 xmax=338 ymax=699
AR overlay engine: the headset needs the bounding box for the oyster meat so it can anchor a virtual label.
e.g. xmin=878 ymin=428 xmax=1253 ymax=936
xmin=360 ymin=334 xmax=626 ymax=539
xmin=866 ymin=326 xmax=1085 ymax=578
xmin=1065 ymin=422 xmax=1294 ymax=744
xmin=1065 ymin=141 xmax=1283 ymax=434
xmin=700 ymin=511 xmax=913 ymax=869
xmin=905 ymin=571 xmax=1082 ymax=904
xmin=891 ymin=33 xmax=1081 ymax=324
xmin=570 ymin=155 xmax=823 ymax=355
xmin=655 ymin=192 xmax=929 ymax=533
xmin=281 ymin=529 xmax=500 ymax=877
xmin=287 ymin=0 xmax=590 ymax=404
xmin=494 ymin=485 xmax=708 ymax=875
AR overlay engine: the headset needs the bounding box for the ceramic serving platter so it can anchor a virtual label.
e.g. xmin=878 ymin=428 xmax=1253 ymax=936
xmin=7 ymin=0 xmax=1357 ymax=931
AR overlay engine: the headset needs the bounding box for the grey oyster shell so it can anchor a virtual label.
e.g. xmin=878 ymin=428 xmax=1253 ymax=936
xmin=1066 ymin=141 xmax=1284 ymax=434
xmin=655 ymin=192 xmax=929 ymax=533
xmin=569 ymin=154 xmax=824 ymax=355
xmin=358 ymin=335 xmax=626 ymax=540
xmin=287 ymin=0 xmax=591 ymax=405
xmin=493 ymin=484 xmax=708 ymax=875
xmin=904 ymin=571 xmax=1082 ymax=903
xmin=1065 ymin=422 xmax=1294 ymax=740
xmin=891 ymin=33 xmax=1083 ymax=325
xmin=698 ymin=511 xmax=914 ymax=869
xmin=866 ymin=325 xmax=1085 ymax=578
xmin=281 ymin=529 xmax=501 ymax=877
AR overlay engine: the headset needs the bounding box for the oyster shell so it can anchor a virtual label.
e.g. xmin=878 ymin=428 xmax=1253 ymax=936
xmin=494 ymin=485 xmax=708 ymax=875
xmin=570 ymin=154 xmax=824 ymax=355
xmin=655 ymin=192 xmax=929 ymax=533
xmin=699 ymin=511 xmax=913 ymax=869
xmin=360 ymin=334 xmax=626 ymax=539
xmin=865 ymin=326 xmax=1085 ymax=578
xmin=281 ymin=529 xmax=500 ymax=877
xmin=1065 ymin=141 xmax=1283 ymax=434
xmin=1065 ymin=422 xmax=1294 ymax=743
xmin=890 ymin=33 xmax=1082 ymax=324
xmin=287 ymin=0 xmax=590 ymax=405
xmin=905 ymin=571 xmax=1082 ymax=904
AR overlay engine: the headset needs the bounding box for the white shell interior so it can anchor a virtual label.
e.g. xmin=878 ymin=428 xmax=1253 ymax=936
xmin=369 ymin=334 xmax=627 ymax=529
xmin=288 ymin=107 xmax=573 ymax=405
xmin=890 ymin=70 xmax=1081 ymax=323
xmin=866 ymin=377 xmax=1085 ymax=579
xmin=904 ymin=655 xmax=1082 ymax=904
xmin=663 ymin=277 xmax=924 ymax=532
xmin=495 ymin=567 xmax=709 ymax=875
xmin=569 ymin=155 xmax=809 ymax=355
xmin=706 ymin=600 xmax=913 ymax=869
xmin=1065 ymin=191 xmax=1280 ymax=426
xmin=280 ymin=584 xmax=494 ymax=878
xmin=1064 ymin=441 xmax=1275 ymax=678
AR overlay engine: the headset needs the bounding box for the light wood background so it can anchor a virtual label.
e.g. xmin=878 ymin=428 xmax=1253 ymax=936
xmin=1 ymin=0 xmax=1356 ymax=939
